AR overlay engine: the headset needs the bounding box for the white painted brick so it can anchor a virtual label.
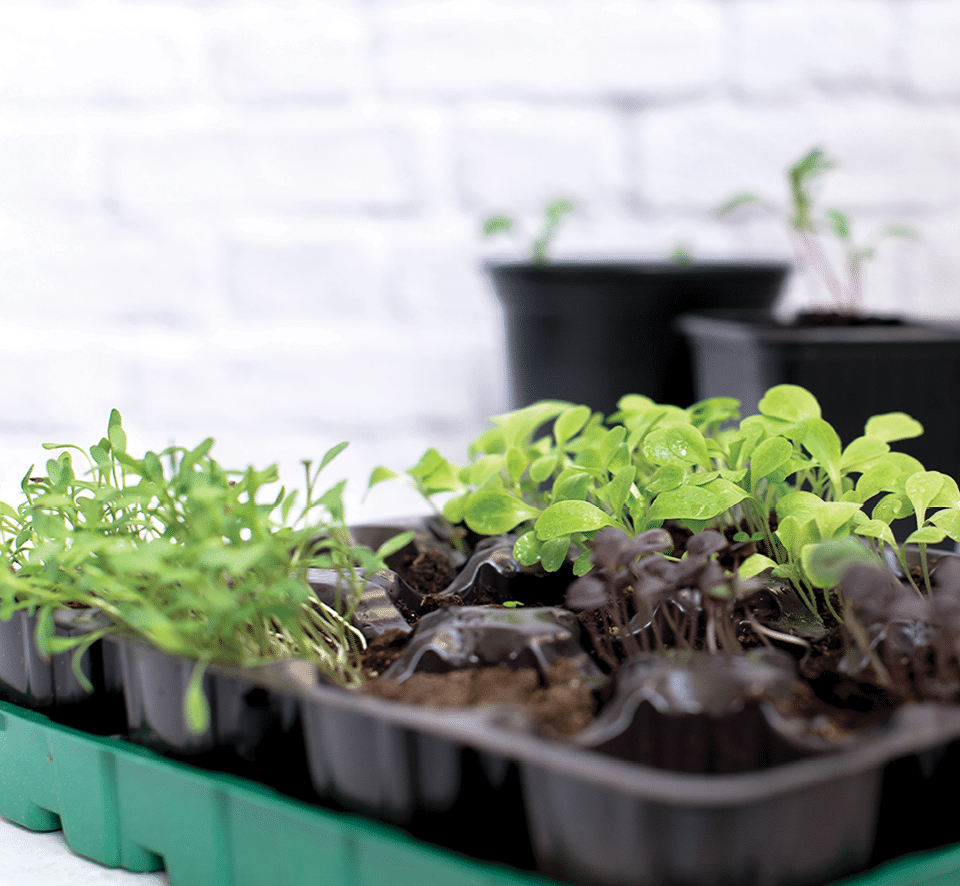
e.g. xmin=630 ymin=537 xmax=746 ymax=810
xmin=454 ymin=104 xmax=628 ymax=212
xmin=206 ymin=322 xmax=503 ymax=434
xmin=906 ymin=212 xmax=960 ymax=319
xmin=380 ymin=219 xmax=500 ymax=324
xmin=0 ymin=5 xmax=198 ymax=104
xmin=0 ymin=333 xmax=138 ymax=442
xmin=904 ymin=2 xmax=960 ymax=97
xmin=223 ymin=225 xmax=390 ymax=323
xmin=107 ymin=121 xmax=420 ymax=212
xmin=376 ymin=0 xmax=724 ymax=98
xmin=634 ymin=99 xmax=960 ymax=212
xmin=0 ymin=217 xmax=205 ymax=330
xmin=208 ymin=2 xmax=373 ymax=102
xmin=0 ymin=134 xmax=98 ymax=207
xmin=732 ymin=1 xmax=897 ymax=96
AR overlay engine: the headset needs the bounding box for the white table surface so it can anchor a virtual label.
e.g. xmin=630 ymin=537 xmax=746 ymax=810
xmin=0 ymin=816 xmax=170 ymax=885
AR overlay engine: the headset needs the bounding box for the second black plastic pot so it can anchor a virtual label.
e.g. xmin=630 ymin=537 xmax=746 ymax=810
xmin=487 ymin=261 xmax=789 ymax=415
xmin=677 ymin=309 xmax=960 ymax=482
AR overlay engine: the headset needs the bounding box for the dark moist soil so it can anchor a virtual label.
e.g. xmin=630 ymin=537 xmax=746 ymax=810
xmin=790 ymin=310 xmax=904 ymax=328
xmin=775 ymin=680 xmax=895 ymax=742
xmin=362 ymin=659 xmax=596 ymax=737
xmin=393 ymin=591 xmax=466 ymax=627
xmin=361 ymin=627 xmax=409 ymax=679
xmin=359 ymin=525 xmax=909 ymax=744
xmin=397 ymin=548 xmax=457 ymax=596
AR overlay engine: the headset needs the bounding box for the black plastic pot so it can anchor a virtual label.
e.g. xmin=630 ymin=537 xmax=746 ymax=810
xmin=486 ymin=261 xmax=789 ymax=415
xmin=0 ymin=608 xmax=124 ymax=732
xmin=677 ymin=309 xmax=960 ymax=481
xmin=114 ymin=636 xmax=313 ymax=798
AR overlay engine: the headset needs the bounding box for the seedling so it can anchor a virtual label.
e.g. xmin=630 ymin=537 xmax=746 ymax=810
xmin=483 ymin=197 xmax=577 ymax=265
xmin=716 ymin=146 xmax=918 ymax=313
xmin=0 ymin=412 xmax=413 ymax=731
xmin=373 ymin=384 xmax=960 ymax=624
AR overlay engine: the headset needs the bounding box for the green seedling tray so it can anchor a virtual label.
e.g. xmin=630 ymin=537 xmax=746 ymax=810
xmin=0 ymin=699 xmax=958 ymax=886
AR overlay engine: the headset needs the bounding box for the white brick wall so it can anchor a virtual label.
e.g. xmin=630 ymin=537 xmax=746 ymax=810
xmin=0 ymin=0 xmax=958 ymax=521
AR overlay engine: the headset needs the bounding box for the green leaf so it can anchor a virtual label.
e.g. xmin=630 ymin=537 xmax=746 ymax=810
xmin=528 ymin=454 xmax=556 ymax=484
xmin=408 ymin=447 xmax=447 ymax=480
xmin=318 ymin=441 xmax=349 ymax=474
xmin=738 ymin=553 xmax=778 ymax=579
xmin=552 ymin=468 xmax=593 ymax=503
xmin=572 ymin=550 xmax=593 ymax=576
xmin=376 ymin=530 xmax=416 ymax=561
xmin=367 ymin=466 xmax=399 ymax=489
xmin=775 ymin=515 xmax=816 ymax=561
xmin=506 ymin=448 xmax=528 ymax=486
xmin=864 ymin=412 xmax=924 ymax=443
xmin=854 ymin=519 xmax=897 ymax=549
xmin=108 ymin=409 xmax=127 ymax=452
xmin=776 ymin=490 xmax=828 ymax=524
xmin=748 ymin=436 xmax=792 ymax=488
xmin=930 ymin=509 xmax=960 ymax=542
xmin=464 ymin=492 xmax=540 ymax=536
xmin=442 ymin=493 xmax=468 ymax=525
xmin=931 ymin=475 xmax=960 ymax=509
xmin=646 ymin=464 xmax=685 ymax=496
xmin=464 ymin=455 xmax=505 ymax=488
xmin=873 ymin=493 xmax=905 ymax=524
xmin=758 ymin=385 xmax=821 ymax=423
xmin=839 ymin=437 xmax=890 ymax=472
xmin=905 ymin=471 xmax=949 ymax=524
xmin=554 ymin=405 xmax=591 ymax=447
xmin=825 ymin=208 xmax=850 ymax=240
xmin=598 ymin=426 xmax=627 ymax=469
xmin=802 ymin=538 xmax=879 ymax=589
xmin=699 ymin=478 xmax=750 ymax=512
xmin=647 ymin=486 xmax=722 ymax=523
xmin=482 ymin=215 xmax=514 ymax=236
xmin=492 ymin=401 xmax=569 ymax=450
xmin=185 ymin=659 xmax=211 ymax=734
xmin=535 ymin=500 xmax=614 ymax=541
xmin=513 ymin=531 xmax=541 ymax=566
xmin=811 ymin=501 xmax=862 ymax=539
xmin=853 ymin=461 xmax=900 ymax=502
xmin=539 ymin=536 xmax=570 ymax=572
xmin=602 ymin=464 xmax=636 ymax=515
xmin=905 ymin=526 xmax=947 ymax=545
xmin=799 ymin=418 xmax=842 ymax=490
xmin=643 ymin=425 xmax=711 ymax=469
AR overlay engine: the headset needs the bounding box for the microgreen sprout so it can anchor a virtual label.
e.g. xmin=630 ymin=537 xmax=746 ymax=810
xmin=0 ymin=412 xmax=412 ymax=731
xmin=373 ymin=383 xmax=960 ymax=625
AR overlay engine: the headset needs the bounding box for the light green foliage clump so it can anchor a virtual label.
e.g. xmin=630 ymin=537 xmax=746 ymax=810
xmin=0 ymin=411 xmax=411 ymax=729
xmin=373 ymin=385 xmax=960 ymax=622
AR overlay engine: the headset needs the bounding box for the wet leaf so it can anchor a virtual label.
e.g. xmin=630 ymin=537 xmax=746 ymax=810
xmin=758 ymin=385 xmax=821 ymax=422
xmin=535 ymin=500 xmax=614 ymax=540
xmin=465 ymin=491 xmax=540 ymax=536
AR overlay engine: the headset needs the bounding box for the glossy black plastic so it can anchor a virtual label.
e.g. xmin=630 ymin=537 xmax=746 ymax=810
xmin=678 ymin=309 xmax=960 ymax=482
xmin=488 ymin=261 xmax=789 ymax=414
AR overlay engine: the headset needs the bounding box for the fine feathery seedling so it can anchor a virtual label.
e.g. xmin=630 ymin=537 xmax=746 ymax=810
xmin=0 ymin=411 xmax=412 ymax=731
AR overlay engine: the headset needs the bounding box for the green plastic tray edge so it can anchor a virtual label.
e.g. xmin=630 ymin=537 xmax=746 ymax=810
xmin=0 ymin=700 xmax=558 ymax=886
xmin=2 ymin=700 xmax=959 ymax=886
